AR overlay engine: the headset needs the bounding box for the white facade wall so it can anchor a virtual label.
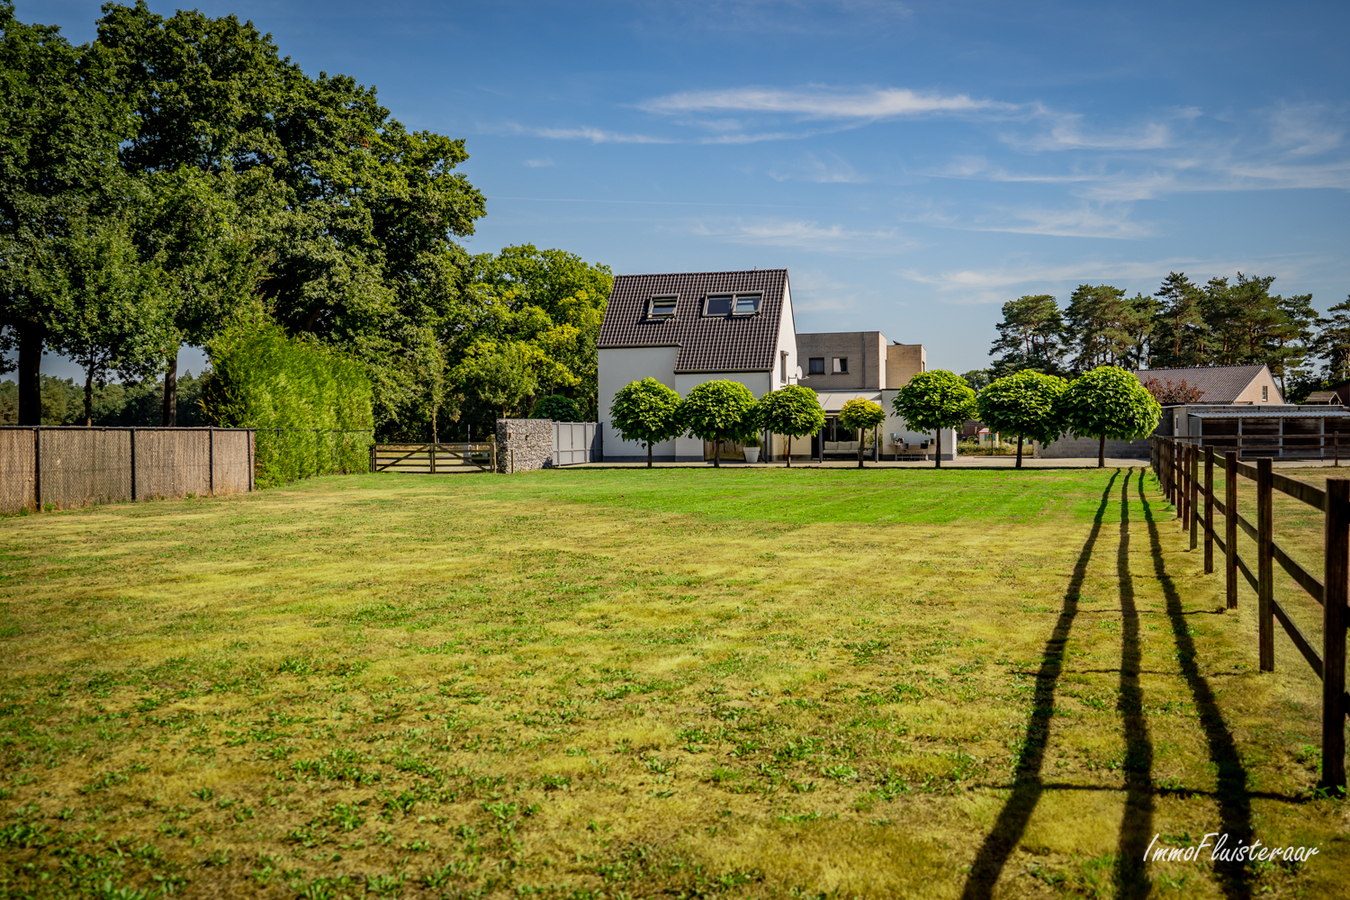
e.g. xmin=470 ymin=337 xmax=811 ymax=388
xmin=674 ymin=371 xmax=773 ymax=460
xmin=598 ymin=346 xmax=679 ymax=461
xmin=772 ymin=281 xmax=799 ymax=392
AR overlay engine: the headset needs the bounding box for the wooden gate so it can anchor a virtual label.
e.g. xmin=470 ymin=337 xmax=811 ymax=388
xmin=371 ymin=442 xmax=495 ymax=473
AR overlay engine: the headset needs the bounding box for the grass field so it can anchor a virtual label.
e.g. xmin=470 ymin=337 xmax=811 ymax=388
xmin=0 ymin=467 xmax=1345 ymax=899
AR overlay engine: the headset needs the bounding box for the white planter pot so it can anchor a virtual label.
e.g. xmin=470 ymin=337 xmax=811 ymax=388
xmin=743 ymin=447 xmax=761 ymax=463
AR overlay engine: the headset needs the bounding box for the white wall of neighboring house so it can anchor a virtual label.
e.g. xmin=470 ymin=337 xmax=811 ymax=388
xmin=598 ymin=345 xmax=679 ymax=460
xmin=772 ymin=281 xmax=799 ymax=392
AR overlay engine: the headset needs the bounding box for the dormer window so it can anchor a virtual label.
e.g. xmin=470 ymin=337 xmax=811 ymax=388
xmin=703 ymin=292 xmax=762 ymax=317
xmin=648 ymin=295 xmax=677 ymax=318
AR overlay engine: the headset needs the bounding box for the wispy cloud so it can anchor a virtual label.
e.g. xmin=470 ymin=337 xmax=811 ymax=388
xmin=1001 ymin=116 xmax=1172 ymax=152
xmin=523 ymin=157 xmax=555 ymax=167
xmin=768 ymin=152 xmax=867 ymax=183
xmin=641 ymin=85 xmax=1013 ymax=119
xmin=492 ymin=123 xmax=675 ymax=144
xmin=693 ymin=217 xmax=903 ymax=251
xmin=1268 ymin=102 xmax=1345 ymax=157
xmin=900 ymin=254 xmax=1313 ymax=304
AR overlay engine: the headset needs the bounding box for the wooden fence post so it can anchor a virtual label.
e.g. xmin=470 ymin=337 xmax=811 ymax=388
xmin=370 ymin=444 xmax=376 ymax=473
xmin=1257 ymin=457 xmax=1275 ymax=672
xmin=129 ymin=428 xmax=138 ymax=502
xmin=1204 ymin=447 xmax=1214 ymax=573
xmin=1322 ymin=479 xmax=1349 ymax=792
xmin=1189 ymin=444 xmax=1199 ymax=550
xmin=208 ymin=427 xmax=215 ymax=496
xmin=1226 ymin=450 xmax=1238 ymax=609
xmin=32 ymin=427 xmax=41 ymax=512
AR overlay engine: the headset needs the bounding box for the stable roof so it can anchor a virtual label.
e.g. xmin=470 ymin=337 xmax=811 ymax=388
xmin=1135 ymin=364 xmax=1273 ymax=403
xmin=598 ymin=270 xmax=788 ymax=373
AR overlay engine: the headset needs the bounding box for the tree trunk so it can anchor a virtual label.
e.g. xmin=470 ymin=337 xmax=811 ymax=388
xmin=857 ymin=429 xmax=864 ymax=468
xmin=713 ymin=439 xmax=720 ymax=468
xmin=1098 ymin=434 xmax=1106 ymax=468
xmin=785 ymin=436 xmax=792 ymax=468
xmin=17 ymin=324 xmax=43 ymax=426
xmin=1016 ymin=434 xmax=1024 ymax=469
xmin=84 ymin=367 xmax=94 ymax=427
xmin=647 ymin=441 xmax=652 ymax=468
xmin=934 ymin=429 xmax=941 ymax=468
xmin=161 ymin=352 xmax=178 ymax=426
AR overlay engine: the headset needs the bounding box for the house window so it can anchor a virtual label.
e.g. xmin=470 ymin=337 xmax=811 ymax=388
xmin=1262 ymin=385 xmax=1268 ymax=401
xmin=734 ymin=294 xmax=762 ymax=314
xmin=648 ymin=295 xmax=677 ymax=317
xmin=832 ymin=357 xmax=848 ymax=374
xmin=808 ymin=357 xmax=825 ymax=375
xmin=702 ymin=293 xmax=762 ymax=316
xmin=704 ymin=294 xmax=734 ymax=315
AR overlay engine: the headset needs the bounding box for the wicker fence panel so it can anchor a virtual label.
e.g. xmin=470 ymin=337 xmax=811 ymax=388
xmin=212 ymin=430 xmax=253 ymax=495
xmin=2 ymin=427 xmax=261 ymax=515
xmin=0 ymin=430 xmax=37 ymax=514
xmin=135 ymin=430 xmax=211 ymax=500
xmin=40 ymin=429 xmax=133 ymax=510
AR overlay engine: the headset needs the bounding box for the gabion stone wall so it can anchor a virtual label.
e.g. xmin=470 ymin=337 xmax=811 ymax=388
xmin=496 ymin=419 xmax=554 ymax=473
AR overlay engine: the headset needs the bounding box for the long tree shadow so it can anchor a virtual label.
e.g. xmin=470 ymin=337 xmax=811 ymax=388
xmin=1116 ymin=469 xmax=1154 ymax=899
xmin=1137 ymin=471 xmax=1253 ymax=900
xmin=960 ymin=471 xmax=1120 ymax=900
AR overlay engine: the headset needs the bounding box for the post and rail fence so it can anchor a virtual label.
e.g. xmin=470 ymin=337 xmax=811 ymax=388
xmin=1152 ymin=435 xmax=1348 ymax=792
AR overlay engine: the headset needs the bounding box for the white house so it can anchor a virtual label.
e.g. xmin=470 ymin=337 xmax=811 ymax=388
xmin=597 ymin=269 xmax=953 ymax=462
xmin=597 ymin=269 xmax=799 ymax=462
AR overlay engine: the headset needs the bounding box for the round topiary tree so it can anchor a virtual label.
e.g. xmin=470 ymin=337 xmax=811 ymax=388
xmin=891 ymin=370 xmax=978 ymax=469
xmin=976 ymin=371 xmax=1069 ymax=469
xmin=609 ymin=378 xmax=684 ymax=468
xmin=838 ymin=397 xmax=887 ymax=469
xmin=532 ymin=394 xmax=582 ymax=422
xmin=757 ymin=384 xmax=826 ymax=467
xmin=680 ymin=379 xmax=758 ymax=469
xmin=1057 ymin=365 xmax=1162 ymax=468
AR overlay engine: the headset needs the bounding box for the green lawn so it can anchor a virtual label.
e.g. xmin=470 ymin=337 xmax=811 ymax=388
xmin=0 ymin=468 xmax=1344 ymax=899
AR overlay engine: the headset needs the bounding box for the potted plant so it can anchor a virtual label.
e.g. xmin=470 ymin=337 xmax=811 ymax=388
xmin=742 ymin=433 xmax=762 ymax=463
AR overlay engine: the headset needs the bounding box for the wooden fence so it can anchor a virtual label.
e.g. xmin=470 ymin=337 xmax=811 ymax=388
xmin=1174 ymin=430 xmax=1350 ymax=461
xmin=1153 ymin=436 xmax=1347 ymax=791
xmin=371 ymin=442 xmax=496 ymax=474
xmin=0 ymin=426 xmax=255 ymax=515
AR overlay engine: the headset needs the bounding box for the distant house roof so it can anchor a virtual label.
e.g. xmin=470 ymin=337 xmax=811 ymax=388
xmin=597 ymin=270 xmax=788 ymax=373
xmin=1306 ymin=391 xmax=1341 ymax=404
xmin=1135 ymin=364 xmax=1273 ymax=403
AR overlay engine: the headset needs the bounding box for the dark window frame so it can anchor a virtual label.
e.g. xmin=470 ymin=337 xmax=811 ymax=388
xmin=702 ymin=292 xmax=763 ymax=317
xmin=832 ymin=357 xmax=849 ymax=374
xmin=807 ymin=357 xmax=825 ymax=375
xmin=648 ymin=294 xmax=678 ymax=318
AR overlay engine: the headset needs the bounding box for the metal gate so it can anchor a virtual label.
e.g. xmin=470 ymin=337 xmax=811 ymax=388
xmin=553 ymin=422 xmax=601 ymax=466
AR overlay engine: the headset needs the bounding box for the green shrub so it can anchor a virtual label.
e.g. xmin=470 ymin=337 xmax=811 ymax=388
xmin=201 ymin=320 xmax=374 ymax=487
xmin=531 ymin=395 xmax=583 ymax=422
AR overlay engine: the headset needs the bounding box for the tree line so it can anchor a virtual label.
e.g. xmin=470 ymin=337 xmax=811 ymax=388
xmin=610 ymin=366 xmax=1160 ymax=470
xmin=981 ymin=273 xmax=1350 ymax=401
xmin=0 ymin=2 xmax=608 ymax=439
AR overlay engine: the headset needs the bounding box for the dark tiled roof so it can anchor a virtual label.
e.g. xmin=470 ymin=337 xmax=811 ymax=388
xmin=598 ymin=270 xmax=788 ymax=373
xmin=1135 ymin=364 xmax=1273 ymax=403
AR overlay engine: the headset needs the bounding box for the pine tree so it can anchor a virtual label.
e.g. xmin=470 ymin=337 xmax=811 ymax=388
xmin=1312 ymin=296 xmax=1350 ymax=384
xmin=988 ymin=294 xmax=1065 ymax=376
xmin=1151 ymin=272 xmax=1207 ymax=367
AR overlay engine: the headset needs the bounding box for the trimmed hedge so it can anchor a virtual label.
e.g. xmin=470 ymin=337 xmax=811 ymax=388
xmin=201 ymin=320 xmax=374 ymax=487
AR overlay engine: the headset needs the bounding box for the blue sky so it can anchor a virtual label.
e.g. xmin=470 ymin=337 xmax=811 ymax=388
xmin=17 ymin=0 xmax=1350 ymax=380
